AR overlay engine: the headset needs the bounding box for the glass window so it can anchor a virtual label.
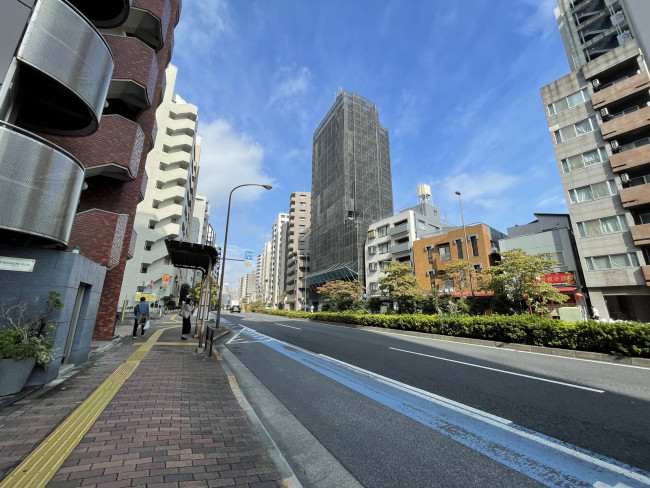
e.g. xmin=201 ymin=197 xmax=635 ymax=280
xmin=380 ymin=261 xmax=391 ymax=270
xmin=368 ymin=245 xmax=377 ymax=255
xmin=555 ymin=117 xmax=596 ymax=143
xmin=439 ymin=245 xmax=451 ymax=261
xmin=378 ymin=243 xmax=390 ymax=253
xmin=470 ymin=236 xmax=479 ymax=257
xmin=418 ymin=220 xmax=426 ymax=230
xmin=585 ymin=253 xmax=639 ymax=270
xmin=378 ymin=226 xmax=389 ymax=237
xmin=562 ymin=148 xmax=607 ymax=173
xmin=369 ymin=282 xmax=378 ymax=292
xmin=455 ymin=240 xmax=463 ymax=259
xmin=578 ymin=215 xmax=628 ymax=237
xmin=368 ymin=262 xmax=377 ymax=271
xmin=548 ymin=89 xmax=589 ymax=116
xmin=569 ymin=180 xmax=617 ymax=204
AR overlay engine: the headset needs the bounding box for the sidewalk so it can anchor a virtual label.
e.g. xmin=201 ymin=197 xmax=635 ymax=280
xmin=0 ymin=315 xmax=290 ymax=488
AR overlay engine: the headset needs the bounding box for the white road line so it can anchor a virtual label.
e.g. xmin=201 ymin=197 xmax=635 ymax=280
xmin=390 ymin=347 xmax=605 ymax=393
xmin=274 ymin=322 xmax=302 ymax=330
xmin=370 ymin=329 xmax=649 ymax=370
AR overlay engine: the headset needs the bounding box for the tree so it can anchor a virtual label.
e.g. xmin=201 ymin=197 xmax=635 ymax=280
xmin=190 ymin=279 xmax=220 ymax=308
xmin=439 ymin=260 xmax=480 ymax=295
xmin=317 ymin=280 xmax=365 ymax=312
xmin=480 ymin=248 xmax=569 ymax=314
xmin=378 ymin=262 xmax=425 ymax=314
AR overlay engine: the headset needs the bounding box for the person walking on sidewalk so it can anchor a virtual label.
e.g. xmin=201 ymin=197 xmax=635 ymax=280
xmin=133 ymin=297 xmax=150 ymax=338
xmin=181 ymin=299 xmax=194 ymax=340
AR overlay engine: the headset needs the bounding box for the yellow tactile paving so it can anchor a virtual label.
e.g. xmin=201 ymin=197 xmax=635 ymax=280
xmin=0 ymin=329 xmax=167 ymax=488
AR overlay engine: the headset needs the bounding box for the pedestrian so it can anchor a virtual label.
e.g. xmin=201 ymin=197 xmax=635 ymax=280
xmin=181 ymin=299 xmax=194 ymax=340
xmin=591 ymin=306 xmax=600 ymax=320
xmin=133 ymin=297 xmax=150 ymax=338
xmin=310 ymin=304 xmax=314 ymax=313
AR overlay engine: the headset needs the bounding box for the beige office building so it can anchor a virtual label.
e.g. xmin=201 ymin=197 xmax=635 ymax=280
xmin=540 ymin=0 xmax=650 ymax=321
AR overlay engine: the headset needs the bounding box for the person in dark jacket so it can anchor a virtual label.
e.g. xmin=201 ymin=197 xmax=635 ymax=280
xmin=133 ymin=297 xmax=150 ymax=338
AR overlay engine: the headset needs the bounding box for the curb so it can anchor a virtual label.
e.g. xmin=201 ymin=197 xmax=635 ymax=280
xmin=217 ymin=345 xmax=303 ymax=488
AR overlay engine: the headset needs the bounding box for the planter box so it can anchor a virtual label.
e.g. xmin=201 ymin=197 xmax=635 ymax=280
xmin=0 ymin=357 xmax=36 ymax=396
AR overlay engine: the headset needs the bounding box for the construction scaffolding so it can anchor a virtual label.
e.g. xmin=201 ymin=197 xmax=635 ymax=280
xmin=308 ymin=90 xmax=393 ymax=289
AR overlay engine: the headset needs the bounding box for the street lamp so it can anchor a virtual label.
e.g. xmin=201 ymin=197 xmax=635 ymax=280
xmin=455 ymin=191 xmax=475 ymax=299
xmin=215 ymin=184 xmax=272 ymax=330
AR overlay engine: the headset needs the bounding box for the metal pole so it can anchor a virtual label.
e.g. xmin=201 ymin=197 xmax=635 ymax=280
xmin=215 ymin=184 xmax=272 ymax=330
xmin=455 ymin=191 xmax=475 ymax=299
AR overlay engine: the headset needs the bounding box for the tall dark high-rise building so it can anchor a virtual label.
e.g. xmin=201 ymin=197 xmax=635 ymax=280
xmin=307 ymin=90 xmax=393 ymax=293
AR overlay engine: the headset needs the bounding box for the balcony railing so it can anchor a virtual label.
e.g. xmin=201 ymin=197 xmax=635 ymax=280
xmin=0 ymin=122 xmax=84 ymax=246
xmin=389 ymin=223 xmax=408 ymax=236
xmin=619 ymin=182 xmax=650 ymax=208
xmin=14 ymin=0 xmax=114 ymax=135
xmin=630 ymin=223 xmax=650 ymax=247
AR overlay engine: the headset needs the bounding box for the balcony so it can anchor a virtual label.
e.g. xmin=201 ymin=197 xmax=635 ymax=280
xmin=619 ymin=182 xmax=650 ymax=208
xmin=68 ymin=0 xmax=132 ymax=28
xmin=13 ymin=0 xmax=113 ymax=136
xmin=592 ymin=72 xmax=650 ymax=110
xmin=125 ymin=0 xmax=172 ymax=51
xmin=104 ymin=35 xmax=158 ymax=112
xmin=68 ymin=210 xmax=128 ymax=268
xmin=128 ymin=228 xmax=138 ymax=259
xmin=610 ymin=143 xmax=650 ymax=172
xmin=389 ymin=223 xmax=408 ymax=236
xmin=46 ymin=115 xmax=144 ymax=180
xmin=600 ymin=105 xmax=650 ymax=140
xmin=391 ymin=242 xmax=411 ymax=254
xmin=642 ymin=265 xmax=650 ymax=286
xmin=630 ymin=223 xmax=650 ymax=247
xmin=0 ymin=122 xmax=84 ymax=247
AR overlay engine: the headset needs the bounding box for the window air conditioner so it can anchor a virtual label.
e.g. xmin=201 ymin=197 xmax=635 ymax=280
xmin=621 ymin=173 xmax=630 ymax=183
xmin=600 ymin=108 xmax=610 ymax=118
xmin=592 ymin=79 xmax=601 ymax=89
xmin=610 ymin=140 xmax=619 ymax=151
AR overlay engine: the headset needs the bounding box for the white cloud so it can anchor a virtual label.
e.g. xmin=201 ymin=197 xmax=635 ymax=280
xmin=196 ymin=119 xmax=276 ymax=209
xmin=439 ymin=172 xmax=521 ymax=210
xmin=174 ymin=0 xmax=232 ymax=52
xmin=514 ymin=0 xmax=558 ymax=41
xmin=267 ymin=66 xmax=312 ymax=107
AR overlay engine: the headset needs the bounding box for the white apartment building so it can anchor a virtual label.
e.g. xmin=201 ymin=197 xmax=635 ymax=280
xmin=540 ymin=0 xmax=650 ymax=321
xmin=255 ymin=242 xmax=272 ymax=305
xmin=119 ymin=65 xmax=199 ymax=308
xmin=270 ymin=214 xmax=289 ymax=307
xmin=365 ymin=186 xmax=443 ymax=297
xmin=238 ymin=271 xmax=256 ymax=305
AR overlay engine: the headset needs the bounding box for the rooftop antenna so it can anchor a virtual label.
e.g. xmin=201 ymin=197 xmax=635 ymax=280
xmin=335 ymin=86 xmax=343 ymax=98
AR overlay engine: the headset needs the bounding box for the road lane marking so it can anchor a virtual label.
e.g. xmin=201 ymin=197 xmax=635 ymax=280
xmin=370 ymin=329 xmax=649 ymax=370
xmin=229 ymin=326 xmax=650 ymax=487
xmin=274 ymin=322 xmax=302 ymax=330
xmin=389 ymin=347 xmax=605 ymax=393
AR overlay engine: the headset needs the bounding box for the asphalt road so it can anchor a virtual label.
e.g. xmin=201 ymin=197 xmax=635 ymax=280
xmin=218 ymin=311 xmax=650 ymax=488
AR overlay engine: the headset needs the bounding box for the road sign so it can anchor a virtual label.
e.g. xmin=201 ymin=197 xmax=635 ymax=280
xmin=244 ymin=251 xmax=253 ymax=268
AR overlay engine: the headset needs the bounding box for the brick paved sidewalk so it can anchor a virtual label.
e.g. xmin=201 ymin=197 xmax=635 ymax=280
xmin=0 ymin=318 xmax=286 ymax=487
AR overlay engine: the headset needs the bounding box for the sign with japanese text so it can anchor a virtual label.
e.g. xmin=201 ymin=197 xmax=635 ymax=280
xmin=162 ymin=273 xmax=170 ymax=286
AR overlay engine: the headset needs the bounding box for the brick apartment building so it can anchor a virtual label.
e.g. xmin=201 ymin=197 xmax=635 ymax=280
xmin=412 ymin=224 xmax=505 ymax=296
xmin=0 ymin=0 xmax=181 ymax=385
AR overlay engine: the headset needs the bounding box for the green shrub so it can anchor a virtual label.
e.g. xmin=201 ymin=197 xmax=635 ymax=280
xmin=256 ymin=309 xmax=650 ymax=358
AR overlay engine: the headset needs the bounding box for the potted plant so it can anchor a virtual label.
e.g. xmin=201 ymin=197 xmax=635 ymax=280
xmin=0 ymin=291 xmax=63 ymax=396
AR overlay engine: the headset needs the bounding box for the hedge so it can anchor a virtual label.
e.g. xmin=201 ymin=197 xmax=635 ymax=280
xmin=260 ymin=310 xmax=650 ymax=357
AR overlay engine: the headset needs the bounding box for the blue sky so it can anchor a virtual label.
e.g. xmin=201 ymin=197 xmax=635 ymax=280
xmin=171 ymin=0 xmax=570 ymax=287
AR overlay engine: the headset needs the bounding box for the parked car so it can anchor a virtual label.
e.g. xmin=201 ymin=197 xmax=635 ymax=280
xmin=230 ymin=305 xmax=241 ymax=313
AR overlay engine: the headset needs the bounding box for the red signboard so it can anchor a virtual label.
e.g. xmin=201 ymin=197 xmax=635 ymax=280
xmin=162 ymin=273 xmax=170 ymax=286
xmin=539 ymin=272 xmax=575 ymax=285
